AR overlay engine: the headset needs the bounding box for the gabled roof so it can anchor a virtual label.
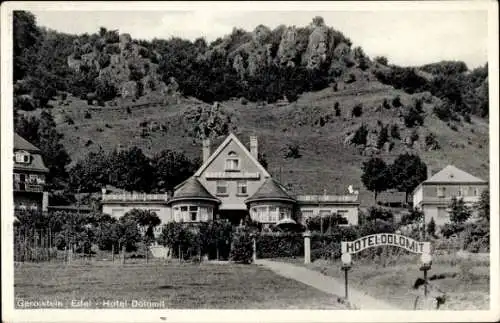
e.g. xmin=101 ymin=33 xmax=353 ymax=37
xmin=14 ymin=133 xmax=41 ymax=152
xmin=245 ymin=178 xmax=296 ymax=204
xmin=194 ymin=133 xmax=270 ymax=178
xmin=168 ymin=177 xmax=220 ymax=204
xmin=424 ymin=165 xmax=486 ymax=184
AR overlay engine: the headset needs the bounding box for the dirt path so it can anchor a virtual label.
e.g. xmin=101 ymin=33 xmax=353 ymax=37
xmin=256 ymin=259 xmax=398 ymax=310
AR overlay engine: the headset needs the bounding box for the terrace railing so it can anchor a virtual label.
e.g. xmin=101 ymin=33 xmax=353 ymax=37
xmin=296 ymin=194 xmax=359 ymax=203
xmin=102 ymin=193 xmax=171 ymax=202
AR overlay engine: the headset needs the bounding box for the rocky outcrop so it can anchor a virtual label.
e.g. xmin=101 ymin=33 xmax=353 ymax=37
xmin=305 ymin=26 xmax=329 ymax=69
xmin=277 ymin=26 xmax=298 ymax=67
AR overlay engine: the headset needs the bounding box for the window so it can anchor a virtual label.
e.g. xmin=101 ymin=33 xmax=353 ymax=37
xmin=279 ymin=208 xmax=291 ymax=220
xmin=473 ymin=188 xmax=479 ymax=196
xmin=437 ymin=186 xmax=446 ymax=197
xmin=225 ymin=151 xmax=240 ymax=171
xmin=20 ymin=174 xmax=26 ymax=182
xmin=13 ymin=173 xmax=20 ymax=182
xmin=269 ymin=207 xmax=279 ymax=222
xmin=225 ymin=158 xmax=239 ymax=171
xmin=189 ymin=206 xmax=198 ymax=221
xmin=173 ymin=207 xmax=181 ymax=222
xmin=319 ymin=210 xmax=330 ymax=217
xmin=15 ymin=152 xmax=30 ymax=163
xmin=180 ymin=206 xmax=188 ymax=221
xmin=29 ymin=174 xmax=38 ymax=183
xmin=337 ymin=210 xmax=349 ymax=225
xmin=237 ymin=181 xmax=247 ymax=195
xmin=216 ymin=181 xmax=228 ymax=195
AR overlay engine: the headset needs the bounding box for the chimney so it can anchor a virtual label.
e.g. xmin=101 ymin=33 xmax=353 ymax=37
xmin=250 ymin=136 xmax=258 ymax=159
xmin=202 ymin=139 xmax=211 ymax=164
xmin=427 ymin=166 xmax=432 ymax=179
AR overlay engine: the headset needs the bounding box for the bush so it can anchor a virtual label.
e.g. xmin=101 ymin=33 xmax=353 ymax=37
xmin=284 ymin=144 xmax=302 ymax=159
xmin=351 ymin=103 xmax=363 ymax=117
xmin=256 ymin=233 xmax=303 ymax=258
xmin=345 ymin=73 xmax=356 ymax=83
xmin=126 ymin=106 xmax=132 ymax=114
xmin=404 ymin=107 xmax=424 ymax=128
xmin=377 ymin=125 xmax=389 ymax=149
xmin=374 ymin=56 xmax=388 ymax=66
xmin=230 ymin=229 xmax=253 ymax=264
xmin=84 ymin=111 xmax=92 ymax=119
xmin=425 ymin=132 xmax=440 ymax=150
xmin=64 ymin=115 xmax=74 ymax=125
xmin=352 ymin=124 xmax=368 ymax=145
xmin=433 ymin=102 xmax=452 ymax=121
xmin=390 ymin=124 xmax=400 ymax=139
xmin=383 ymin=98 xmax=391 ymax=109
xmin=410 ymin=129 xmax=419 ymax=142
xmin=463 ymin=114 xmax=471 ymax=123
xmin=334 ymin=102 xmax=341 ymax=116
xmin=427 ymin=217 xmax=436 ymax=238
xmin=392 ymin=96 xmax=402 ymax=107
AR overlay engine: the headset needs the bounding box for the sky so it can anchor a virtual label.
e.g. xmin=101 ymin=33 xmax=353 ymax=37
xmin=29 ymin=4 xmax=490 ymax=69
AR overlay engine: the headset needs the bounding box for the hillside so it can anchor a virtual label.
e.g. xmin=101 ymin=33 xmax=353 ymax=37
xmin=13 ymin=12 xmax=490 ymax=206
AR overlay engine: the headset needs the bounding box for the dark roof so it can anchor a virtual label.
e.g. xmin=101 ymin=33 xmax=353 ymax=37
xmin=246 ymin=178 xmax=296 ymax=204
xmin=167 ymin=177 xmax=220 ymax=204
xmin=13 ymin=154 xmax=49 ymax=173
xmin=14 ymin=133 xmax=41 ymax=152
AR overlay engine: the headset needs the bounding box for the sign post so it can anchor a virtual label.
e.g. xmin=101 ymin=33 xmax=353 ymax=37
xmin=341 ymin=234 xmax=431 ymax=307
xmin=340 ymin=253 xmax=352 ymax=300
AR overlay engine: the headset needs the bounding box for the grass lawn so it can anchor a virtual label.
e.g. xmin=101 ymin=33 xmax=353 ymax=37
xmin=282 ymin=254 xmax=490 ymax=310
xmin=14 ymin=261 xmax=346 ymax=309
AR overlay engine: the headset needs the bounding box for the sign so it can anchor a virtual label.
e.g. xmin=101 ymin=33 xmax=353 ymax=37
xmin=341 ymin=233 xmax=430 ymax=254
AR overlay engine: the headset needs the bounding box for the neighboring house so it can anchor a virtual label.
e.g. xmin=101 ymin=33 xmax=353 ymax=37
xmin=412 ymin=165 xmax=488 ymax=226
xmin=102 ymin=133 xmax=360 ymax=230
xmin=101 ymin=191 xmax=171 ymax=237
xmin=13 ymin=134 xmax=49 ymax=213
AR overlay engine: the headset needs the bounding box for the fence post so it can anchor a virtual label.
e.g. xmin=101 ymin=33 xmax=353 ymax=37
xmin=303 ymin=231 xmax=311 ymax=264
xmin=252 ymin=236 xmax=257 ymax=263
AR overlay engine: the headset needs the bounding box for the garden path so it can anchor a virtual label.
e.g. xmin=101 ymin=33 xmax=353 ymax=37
xmin=256 ymin=259 xmax=399 ymax=310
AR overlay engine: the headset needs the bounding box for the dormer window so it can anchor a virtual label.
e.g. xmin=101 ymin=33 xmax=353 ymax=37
xmin=15 ymin=151 xmax=30 ymax=164
xmin=225 ymin=151 xmax=240 ymax=171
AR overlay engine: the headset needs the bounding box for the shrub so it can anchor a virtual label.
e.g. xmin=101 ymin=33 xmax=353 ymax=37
xmin=345 ymin=73 xmax=356 ymax=83
xmin=64 ymin=115 xmax=74 ymax=125
xmin=374 ymin=56 xmax=388 ymax=66
xmin=351 ymin=103 xmax=363 ymax=117
xmin=449 ymin=123 xmax=458 ymax=131
xmin=383 ymin=98 xmax=391 ymax=109
xmin=332 ymin=83 xmax=338 ymax=92
xmin=433 ymin=102 xmax=452 ymax=121
xmin=463 ymin=114 xmax=471 ymax=123
xmin=85 ymin=139 xmax=93 ymax=147
xmin=404 ymin=107 xmax=424 ymax=128
xmin=352 ymin=124 xmax=368 ymax=146
xmin=427 ymin=217 xmax=436 ymax=238
xmin=377 ymin=125 xmax=389 ymax=149
xmin=230 ymin=229 xmax=253 ymax=264
xmin=84 ymin=111 xmax=91 ymax=119
xmin=136 ymin=81 xmax=144 ymax=99
xmin=392 ymin=96 xmax=402 ymax=108
xmin=334 ymin=102 xmax=341 ymax=116
xmin=390 ymin=124 xmax=400 ymax=139
xmin=126 ymin=106 xmax=132 ymax=114
xmin=284 ymin=144 xmax=302 ymax=159
xmin=256 ymin=233 xmax=303 ymax=258
xmin=410 ymin=129 xmax=419 ymax=143
xmin=425 ymin=132 xmax=440 ymax=150
xmin=240 ymin=97 xmax=248 ymax=105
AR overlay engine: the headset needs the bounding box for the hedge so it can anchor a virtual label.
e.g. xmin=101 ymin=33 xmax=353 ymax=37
xmin=256 ymin=233 xmax=304 ymax=258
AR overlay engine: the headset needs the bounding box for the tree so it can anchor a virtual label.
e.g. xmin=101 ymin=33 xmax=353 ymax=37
xmin=122 ymin=209 xmax=161 ymax=244
xmin=477 ymin=188 xmax=490 ymax=221
xmin=361 ymin=157 xmax=390 ymax=201
xmin=390 ymin=124 xmax=400 ymax=139
xmin=151 ymin=149 xmax=199 ymax=192
xmin=258 ymin=152 xmax=268 ymax=170
xmin=108 ymin=147 xmax=154 ymax=192
xmin=404 ymin=107 xmax=424 ymax=128
xmin=389 ymin=153 xmax=427 ymax=202
xmin=427 ymin=217 xmax=436 ymax=238
xmin=68 ymin=149 xmax=110 ymax=192
xmin=449 ymin=197 xmax=472 ymax=224
xmin=377 ymin=124 xmax=389 ymax=149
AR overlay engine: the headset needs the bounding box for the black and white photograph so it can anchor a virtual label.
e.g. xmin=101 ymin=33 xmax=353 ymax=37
xmin=1 ymin=1 xmax=499 ymax=322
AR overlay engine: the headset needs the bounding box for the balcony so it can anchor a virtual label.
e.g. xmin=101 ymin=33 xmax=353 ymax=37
xmin=296 ymin=194 xmax=359 ymax=203
xmin=205 ymin=172 xmax=261 ymax=180
xmin=13 ymin=182 xmax=43 ymax=193
xmin=102 ymin=193 xmax=171 ymax=202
